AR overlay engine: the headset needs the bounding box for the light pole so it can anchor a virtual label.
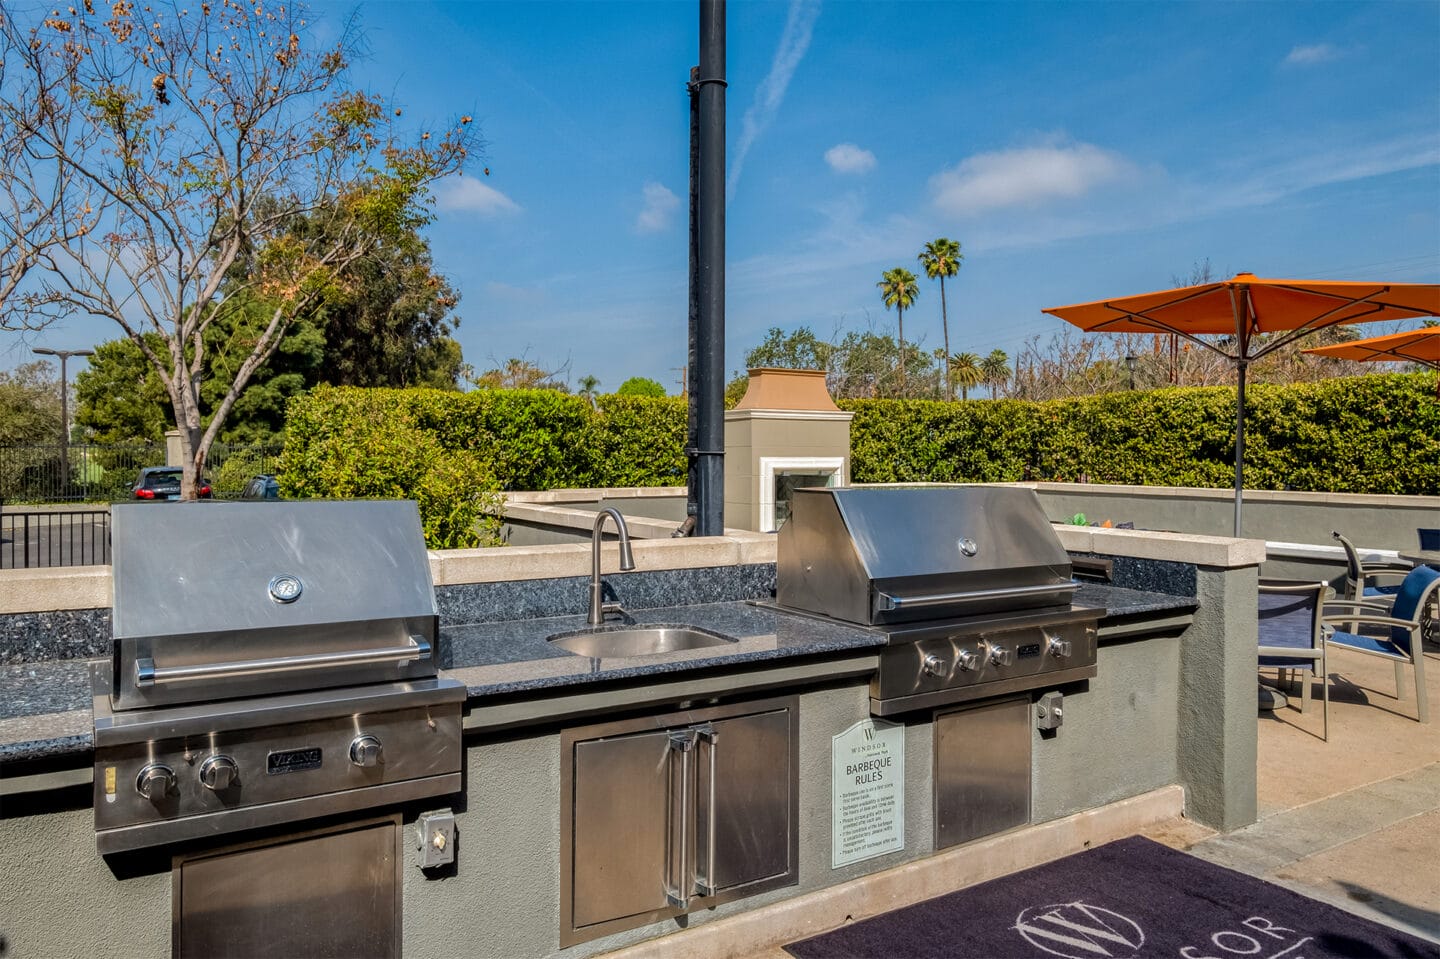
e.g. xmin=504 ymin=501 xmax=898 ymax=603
xmin=1125 ymin=354 xmax=1137 ymax=391
xmin=32 ymin=347 xmax=94 ymax=488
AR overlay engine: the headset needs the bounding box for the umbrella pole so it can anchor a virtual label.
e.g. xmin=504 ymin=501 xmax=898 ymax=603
xmin=1234 ymin=361 xmax=1246 ymax=537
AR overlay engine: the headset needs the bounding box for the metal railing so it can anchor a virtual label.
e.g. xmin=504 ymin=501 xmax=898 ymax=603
xmin=0 ymin=508 xmax=112 ymax=569
xmin=0 ymin=443 xmax=281 ymax=503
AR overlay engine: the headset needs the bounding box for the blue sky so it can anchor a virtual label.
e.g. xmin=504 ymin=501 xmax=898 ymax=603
xmin=21 ymin=0 xmax=1440 ymax=393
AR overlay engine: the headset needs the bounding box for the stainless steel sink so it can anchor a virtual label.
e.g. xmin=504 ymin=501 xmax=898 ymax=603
xmin=546 ymin=625 xmax=736 ymax=658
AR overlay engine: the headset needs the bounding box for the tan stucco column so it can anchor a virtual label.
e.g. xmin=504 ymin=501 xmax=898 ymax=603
xmin=723 ymin=368 xmax=854 ymax=532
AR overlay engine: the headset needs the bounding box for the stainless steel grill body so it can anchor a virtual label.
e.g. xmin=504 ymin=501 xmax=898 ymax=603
xmin=110 ymin=500 xmax=441 ymax=710
xmin=94 ymin=501 xmax=464 ymax=854
xmin=774 ymin=486 xmax=1098 ymax=715
xmin=776 ymin=486 xmax=1076 ymax=625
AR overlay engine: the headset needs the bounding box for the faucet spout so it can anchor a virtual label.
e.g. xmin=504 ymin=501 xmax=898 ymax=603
xmin=589 ymin=507 xmax=635 ymax=625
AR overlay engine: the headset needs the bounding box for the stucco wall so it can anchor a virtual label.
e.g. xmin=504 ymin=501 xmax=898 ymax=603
xmin=1032 ymin=483 xmax=1438 ymax=550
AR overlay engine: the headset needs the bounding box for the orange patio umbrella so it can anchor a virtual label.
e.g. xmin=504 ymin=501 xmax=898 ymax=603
xmin=1044 ymin=273 xmax=1440 ymax=536
xmin=1303 ymin=328 xmax=1440 ymax=394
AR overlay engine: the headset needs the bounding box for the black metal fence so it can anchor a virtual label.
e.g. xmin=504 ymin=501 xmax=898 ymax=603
xmin=0 ymin=443 xmax=281 ymax=504
xmin=0 ymin=508 xmax=112 ymax=569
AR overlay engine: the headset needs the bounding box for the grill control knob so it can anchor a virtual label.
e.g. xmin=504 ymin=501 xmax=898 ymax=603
xmin=955 ymin=648 xmax=979 ymax=672
xmin=350 ymin=735 xmax=384 ymax=768
xmin=198 ymin=755 xmax=238 ymax=791
xmin=988 ymin=644 xmax=1013 ymax=667
xmin=136 ymin=763 xmax=176 ymax=802
xmin=1047 ymin=635 xmax=1073 ymax=658
xmin=921 ymin=654 xmax=948 ymax=678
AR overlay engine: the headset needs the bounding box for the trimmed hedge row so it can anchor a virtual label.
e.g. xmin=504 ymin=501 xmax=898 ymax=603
xmin=281 ymin=374 xmax=1438 ymax=544
xmin=281 ymin=386 xmax=687 ymax=513
xmin=844 ymin=374 xmax=1439 ymax=493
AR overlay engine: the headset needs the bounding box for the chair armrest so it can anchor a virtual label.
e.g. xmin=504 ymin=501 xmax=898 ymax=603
xmin=1359 ymin=559 xmax=1412 ymax=574
xmin=1260 ymin=580 xmax=1332 ymax=596
xmin=1323 ymin=613 xmax=1420 ymax=631
xmin=1324 ymin=598 xmax=1395 ymax=613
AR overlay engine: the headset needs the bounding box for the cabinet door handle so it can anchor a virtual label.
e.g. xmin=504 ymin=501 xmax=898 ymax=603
xmin=694 ymin=723 xmax=718 ymax=897
xmin=665 ymin=730 xmax=695 ymax=909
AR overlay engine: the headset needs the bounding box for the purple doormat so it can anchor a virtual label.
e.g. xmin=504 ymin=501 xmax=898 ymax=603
xmin=784 ymin=836 xmax=1440 ymax=959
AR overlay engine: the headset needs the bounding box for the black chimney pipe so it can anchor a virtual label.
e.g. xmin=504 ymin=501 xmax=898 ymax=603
xmin=686 ymin=0 xmax=726 ymax=537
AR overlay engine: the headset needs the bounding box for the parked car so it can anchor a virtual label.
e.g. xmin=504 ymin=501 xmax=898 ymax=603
xmin=241 ymin=475 xmax=281 ymax=500
xmin=131 ymin=467 xmax=211 ymax=501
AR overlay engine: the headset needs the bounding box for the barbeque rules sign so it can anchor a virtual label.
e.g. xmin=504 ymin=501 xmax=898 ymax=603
xmin=832 ymin=718 xmax=905 ymax=868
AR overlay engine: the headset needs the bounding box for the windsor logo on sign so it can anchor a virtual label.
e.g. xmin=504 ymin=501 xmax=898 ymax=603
xmin=831 ymin=717 xmax=904 ymax=868
xmin=1013 ymin=903 xmax=1146 ymax=959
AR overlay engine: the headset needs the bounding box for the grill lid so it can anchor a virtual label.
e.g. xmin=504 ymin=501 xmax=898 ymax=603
xmin=110 ymin=500 xmax=439 ymax=709
xmin=776 ymin=485 xmax=1074 ymax=625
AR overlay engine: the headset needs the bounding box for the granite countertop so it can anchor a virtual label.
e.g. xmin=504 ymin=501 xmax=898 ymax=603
xmin=0 ymin=584 xmax=1195 ymax=768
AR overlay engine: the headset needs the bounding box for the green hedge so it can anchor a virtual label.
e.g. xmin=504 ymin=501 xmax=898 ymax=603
xmin=844 ymin=374 xmax=1439 ymax=493
xmin=281 ymin=387 xmax=689 ymax=544
xmin=281 ymin=374 xmax=1439 ymax=540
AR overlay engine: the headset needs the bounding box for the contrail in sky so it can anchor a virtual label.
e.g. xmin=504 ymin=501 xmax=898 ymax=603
xmin=727 ymin=0 xmax=822 ymax=203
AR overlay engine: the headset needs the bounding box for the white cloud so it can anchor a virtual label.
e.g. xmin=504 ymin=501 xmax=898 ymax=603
xmin=728 ymin=0 xmax=823 ymax=201
xmin=1283 ymin=43 xmax=1341 ymax=67
xmin=635 ymin=181 xmax=681 ymax=234
xmin=437 ymin=176 xmax=521 ymax=216
xmin=929 ymin=141 xmax=1133 ymax=216
xmin=824 ymin=143 xmax=877 ymax=175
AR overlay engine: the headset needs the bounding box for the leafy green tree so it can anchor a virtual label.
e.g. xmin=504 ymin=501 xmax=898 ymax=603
xmin=950 ymin=352 xmax=983 ymax=400
xmin=3 ymin=3 xmax=478 ymax=498
xmin=577 ymin=375 xmax=601 ymax=406
xmin=615 ymin=376 xmax=667 ymax=398
xmin=982 ymin=349 xmax=1011 ymax=399
xmin=877 ymin=268 xmax=919 ymax=395
xmin=744 ymin=326 xmax=834 ymax=371
xmin=0 ymin=362 xmax=61 ymax=443
xmin=74 ymin=337 xmax=173 ymax=443
xmin=918 ymin=238 xmax=963 ymax=399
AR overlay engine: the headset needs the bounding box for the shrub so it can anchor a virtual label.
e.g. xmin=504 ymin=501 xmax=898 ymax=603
xmin=280 ymin=386 xmax=504 ymax=548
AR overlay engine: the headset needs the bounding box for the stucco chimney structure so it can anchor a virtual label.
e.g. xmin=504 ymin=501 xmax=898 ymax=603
xmin=723 ymin=368 xmax=854 ymax=533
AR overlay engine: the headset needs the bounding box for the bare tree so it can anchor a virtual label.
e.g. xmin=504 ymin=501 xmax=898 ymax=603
xmin=0 ymin=10 xmax=107 ymax=325
xmin=3 ymin=2 xmax=477 ymax=497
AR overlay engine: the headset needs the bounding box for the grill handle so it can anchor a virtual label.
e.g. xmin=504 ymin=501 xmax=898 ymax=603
xmin=134 ymin=636 xmax=432 ymax=687
xmin=876 ymin=582 xmax=1071 ymax=611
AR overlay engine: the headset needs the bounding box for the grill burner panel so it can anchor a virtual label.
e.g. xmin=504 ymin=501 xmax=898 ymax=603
xmin=869 ymin=607 xmax=1098 ymax=716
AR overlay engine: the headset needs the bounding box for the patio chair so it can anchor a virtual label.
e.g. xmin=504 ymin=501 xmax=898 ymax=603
xmin=1323 ymin=564 xmax=1440 ymax=725
xmin=1332 ymin=530 xmax=1409 ymax=601
xmin=1259 ymin=580 xmax=1330 ymax=741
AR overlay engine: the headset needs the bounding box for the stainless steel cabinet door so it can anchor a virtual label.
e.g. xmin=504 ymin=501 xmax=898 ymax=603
xmin=934 ymin=696 xmax=1031 ymax=850
xmin=569 ymin=729 xmax=676 ymax=930
xmin=696 ymin=708 xmax=793 ymax=894
xmin=173 ymin=815 xmax=401 ymax=959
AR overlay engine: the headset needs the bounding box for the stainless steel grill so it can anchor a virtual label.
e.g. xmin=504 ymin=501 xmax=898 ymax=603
xmin=92 ymin=500 xmax=465 ymax=855
xmin=776 ymin=485 xmax=1099 ymax=716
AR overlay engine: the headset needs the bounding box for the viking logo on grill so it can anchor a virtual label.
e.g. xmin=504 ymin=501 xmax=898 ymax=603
xmin=1013 ymin=902 xmax=1145 ymax=958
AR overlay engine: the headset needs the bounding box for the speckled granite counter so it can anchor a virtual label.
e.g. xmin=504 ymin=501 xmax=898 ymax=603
xmin=0 ymin=584 xmax=1194 ymax=769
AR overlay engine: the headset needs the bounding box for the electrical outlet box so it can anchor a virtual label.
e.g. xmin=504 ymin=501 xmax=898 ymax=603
xmin=1036 ymin=692 xmax=1064 ymax=731
xmin=415 ymin=808 xmax=456 ymax=869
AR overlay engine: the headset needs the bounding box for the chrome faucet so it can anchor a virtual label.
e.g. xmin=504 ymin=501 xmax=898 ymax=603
xmin=588 ymin=507 xmax=636 ymax=625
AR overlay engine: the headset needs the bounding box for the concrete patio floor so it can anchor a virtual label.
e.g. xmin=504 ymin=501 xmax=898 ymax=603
xmin=1171 ymin=640 xmax=1440 ymax=944
xmin=605 ymin=640 xmax=1440 ymax=959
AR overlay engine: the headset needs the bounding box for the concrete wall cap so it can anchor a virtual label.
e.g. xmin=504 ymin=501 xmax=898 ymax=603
xmin=0 ymin=566 xmax=111 ymax=613
xmin=1055 ymin=526 xmax=1266 ymax=568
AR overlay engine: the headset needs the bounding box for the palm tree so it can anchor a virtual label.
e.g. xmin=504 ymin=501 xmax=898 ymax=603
xmin=877 ymin=267 xmax=919 ymax=395
xmin=917 ymin=238 xmax=963 ymax=400
xmin=949 ymin=351 xmax=983 ymax=400
xmin=577 ymin=374 xmax=600 ymax=408
xmin=981 ymin=349 xmax=1010 ymax=399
